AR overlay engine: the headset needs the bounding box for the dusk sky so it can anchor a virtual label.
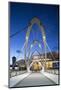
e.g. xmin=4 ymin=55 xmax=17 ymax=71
xmin=10 ymin=2 xmax=59 ymax=64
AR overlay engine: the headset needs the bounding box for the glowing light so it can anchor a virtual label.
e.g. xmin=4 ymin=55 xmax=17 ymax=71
xmin=39 ymin=44 xmax=41 ymax=48
xmin=32 ymin=62 xmax=42 ymax=71
xmin=46 ymin=61 xmax=53 ymax=69
xmin=26 ymin=36 xmax=28 ymax=41
xmin=43 ymin=35 xmax=46 ymax=40
xmin=31 ymin=44 xmax=33 ymax=48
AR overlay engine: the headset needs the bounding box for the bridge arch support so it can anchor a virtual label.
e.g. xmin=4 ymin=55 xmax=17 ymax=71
xmin=25 ymin=17 xmax=47 ymax=72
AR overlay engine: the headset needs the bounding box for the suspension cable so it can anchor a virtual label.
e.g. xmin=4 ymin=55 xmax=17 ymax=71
xmin=46 ymin=42 xmax=55 ymax=60
xmin=10 ymin=24 xmax=31 ymax=38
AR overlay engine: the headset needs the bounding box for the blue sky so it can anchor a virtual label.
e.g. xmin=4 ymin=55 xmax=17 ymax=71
xmin=10 ymin=2 xmax=59 ymax=64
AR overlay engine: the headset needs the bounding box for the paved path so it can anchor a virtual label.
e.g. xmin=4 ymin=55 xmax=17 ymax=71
xmin=10 ymin=72 xmax=30 ymax=87
xmin=14 ymin=72 xmax=56 ymax=87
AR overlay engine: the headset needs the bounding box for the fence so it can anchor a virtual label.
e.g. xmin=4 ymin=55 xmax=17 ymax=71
xmin=45 ymin=69 xmax=59 ymax=75
xmin=10 ymin=70 xmax=27 ymax=78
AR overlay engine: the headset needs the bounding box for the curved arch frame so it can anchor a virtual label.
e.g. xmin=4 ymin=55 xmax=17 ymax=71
xmin=28 ymin=40 xmax=42 ymax=59
xmin=25 ymin=17 xmax=47 ymax=71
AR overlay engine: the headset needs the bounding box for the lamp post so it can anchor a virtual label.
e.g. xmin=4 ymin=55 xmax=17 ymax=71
xmin=16 ymin=50 xmax=22 ymax=60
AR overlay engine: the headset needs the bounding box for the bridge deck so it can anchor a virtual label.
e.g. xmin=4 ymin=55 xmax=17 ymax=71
xmin=14 ymin=72 xmax=56 ymax=87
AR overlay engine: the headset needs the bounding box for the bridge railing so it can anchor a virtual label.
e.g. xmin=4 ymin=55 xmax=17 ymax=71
xmin=9 ymin=70 xmax=27 ymax=78
xmin=45 ymin=69 xmax=59 ymax=75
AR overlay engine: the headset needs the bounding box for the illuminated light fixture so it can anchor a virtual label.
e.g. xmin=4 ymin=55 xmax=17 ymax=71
xmin=39 ymin=44 xmax=41 ymax=48
xmin=43 ymin=35 xmax=46 ymax=40
xmin=26 ymin=36 xmax=28 ymax=40
xmin=46 ymin=62 xmax=53 ymax=69
xmin=31 ymin=44 xmax=33 ymax=48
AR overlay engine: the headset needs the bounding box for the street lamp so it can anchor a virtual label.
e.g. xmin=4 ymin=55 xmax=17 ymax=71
xmin=16 ymin=50 xmax=22 ymax=60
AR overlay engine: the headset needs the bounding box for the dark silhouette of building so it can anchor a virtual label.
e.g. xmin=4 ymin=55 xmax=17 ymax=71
xmin=12 ymin=56 xmax=16 ymax=70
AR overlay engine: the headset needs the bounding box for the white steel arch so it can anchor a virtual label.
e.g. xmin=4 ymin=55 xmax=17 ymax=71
xmin=24 ymin=17 xmax=47 ymax=72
